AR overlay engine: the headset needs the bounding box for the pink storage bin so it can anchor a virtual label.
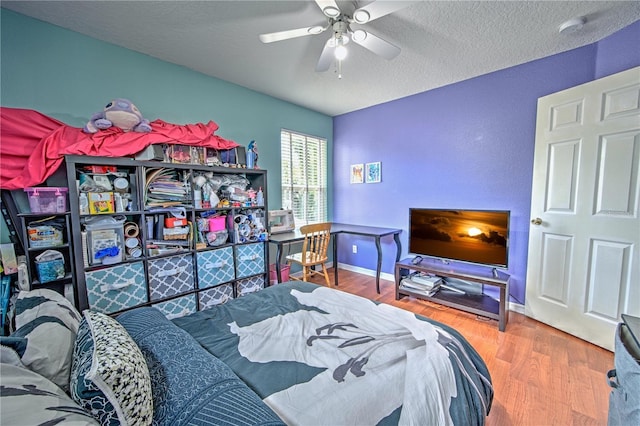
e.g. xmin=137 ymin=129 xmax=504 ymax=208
xmin=24 ymin=187 xmax=68 ymax=213
xmin=208 ymin=216 xmax=226 ymax=231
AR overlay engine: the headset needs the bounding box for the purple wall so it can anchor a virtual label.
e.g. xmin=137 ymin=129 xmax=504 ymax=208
xmin=333 ymin=21 xmax=640 ymax=305
xmin=595 ymin=20 xmax=640 ymax=79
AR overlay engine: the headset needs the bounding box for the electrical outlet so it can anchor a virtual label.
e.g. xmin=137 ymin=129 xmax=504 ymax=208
xmin=352 ymin=245 xmax=357 ymax=254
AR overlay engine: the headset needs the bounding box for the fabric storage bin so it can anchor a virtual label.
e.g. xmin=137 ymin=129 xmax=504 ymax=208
xmin=237 ymin=276 xmax=265 ymax=296
xmin=198 ymin=284 xmax=234 ymax=310
xmin=234 ymin=243 xmax=265 ymax=279
xmin=153 ymin=294 xmax=196 ymax=319
xmin=197 ymin=247 xmax=234 ymax=289
xmin=148 ymin=254 xmax=194 ymax=301
xmin=35 ymin=250 xmax=65 ymax=283
xmin=85 ymin=261 xmax=147 ymax=314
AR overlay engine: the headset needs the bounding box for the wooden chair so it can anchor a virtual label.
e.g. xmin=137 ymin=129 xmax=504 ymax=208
xmin=286 ymin=222 xmax=332 ymax=286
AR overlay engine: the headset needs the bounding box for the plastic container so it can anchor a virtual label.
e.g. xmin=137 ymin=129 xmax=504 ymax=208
xmin=83 ymin=215 xmax=126 ymax=265
xmin=205 ymin=229 xmax=228 ymax=247
xmin=256 ymin=187 xmax=264 ymax=206
xmin=269 ymin=264 xmax=290 ymax=285
xmin=208 ymin=216 xmax=226 ymax=231
xmin=24 ymin=187 xmax=68 ymax=213
xmin=79 ymin=193 xmax=89 ymax=215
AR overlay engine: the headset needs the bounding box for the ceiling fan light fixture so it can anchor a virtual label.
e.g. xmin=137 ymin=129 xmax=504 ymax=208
xmin=323 ymin=6 xmax=340 ymax=18
xmin=335 ymin=43 xmax=348 ymax=60
xmin=352 ymin=29 xmax=367 ymax=42
xmin=353 ymin=10 xmax=370 ymax=24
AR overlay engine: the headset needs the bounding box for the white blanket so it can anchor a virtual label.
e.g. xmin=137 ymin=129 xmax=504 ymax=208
xmin=229 ymin=287 xmax=458 ymax=425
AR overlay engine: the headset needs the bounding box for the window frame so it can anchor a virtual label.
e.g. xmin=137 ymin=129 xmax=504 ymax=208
xmin=280 ymin=129 xmax=328 ymax=226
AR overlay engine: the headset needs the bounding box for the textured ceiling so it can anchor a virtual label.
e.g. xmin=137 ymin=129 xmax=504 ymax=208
xmin=2 ymin=1 xmax=640 ymax=116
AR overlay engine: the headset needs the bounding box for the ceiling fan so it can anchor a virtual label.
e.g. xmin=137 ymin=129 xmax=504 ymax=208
xmin=259 ymin=0 xmax=414 ymax=77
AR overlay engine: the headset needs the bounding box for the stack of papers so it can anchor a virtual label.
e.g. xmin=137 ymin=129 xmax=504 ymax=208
xmin=145 ymin=168 xmax=190 ymax=208
xmin=400 ymin=273 xmax=442 ymax=296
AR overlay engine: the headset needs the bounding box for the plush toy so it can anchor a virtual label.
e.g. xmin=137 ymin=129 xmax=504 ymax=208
xmin=83 ymin=98 xmax=152 ymax=133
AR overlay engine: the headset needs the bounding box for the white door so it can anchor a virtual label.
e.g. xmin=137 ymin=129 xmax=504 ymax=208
xmin=526 ymin=66 xmax=640 ymax=351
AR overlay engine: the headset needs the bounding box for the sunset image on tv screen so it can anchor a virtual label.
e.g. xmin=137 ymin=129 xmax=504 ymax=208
xmin=410 ymin=209 xmax=509 ymax=266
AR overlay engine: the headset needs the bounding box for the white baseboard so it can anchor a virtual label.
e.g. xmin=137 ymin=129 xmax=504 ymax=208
xmin=509 ymin=302 xmax=525 ymax=315
xmin=287 ymin=262 xmax=395 ymax=282
xmin=336 ymin=262 xmax=395 ymax=282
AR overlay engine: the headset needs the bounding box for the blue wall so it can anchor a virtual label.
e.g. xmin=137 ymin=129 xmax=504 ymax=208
xmin=333 ymin=21 xmax=640 ymax=304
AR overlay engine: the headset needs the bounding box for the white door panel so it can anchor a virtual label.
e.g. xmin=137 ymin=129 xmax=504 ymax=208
xmin=526 ymin=66 xmax=640 ymax=351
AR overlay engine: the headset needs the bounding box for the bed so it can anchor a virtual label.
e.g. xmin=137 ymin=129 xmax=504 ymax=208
xmin=172 ymin=281 xmax=493 ymax=425
xmin=1 ymin=282 xmax=492 ymax=426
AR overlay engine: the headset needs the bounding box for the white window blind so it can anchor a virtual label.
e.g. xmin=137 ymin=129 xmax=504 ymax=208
xmin=281 ymin=129 xmax=327 ymax=225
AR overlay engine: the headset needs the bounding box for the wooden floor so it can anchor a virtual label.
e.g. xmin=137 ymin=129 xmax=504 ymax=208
xmin=301 ymin=268 xmax=614 ymax=426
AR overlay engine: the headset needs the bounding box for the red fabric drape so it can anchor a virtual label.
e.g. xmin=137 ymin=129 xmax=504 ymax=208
xmin=0 ymin=107 xmax=239 ymax=190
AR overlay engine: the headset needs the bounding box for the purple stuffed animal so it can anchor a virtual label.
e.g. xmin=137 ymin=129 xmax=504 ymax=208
xmin=83 ymin=98 xmax=152 ymax=133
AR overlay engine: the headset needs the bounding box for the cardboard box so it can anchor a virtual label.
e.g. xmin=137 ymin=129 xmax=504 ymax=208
xmin=88 ymin=192 xmax=115 ymax=214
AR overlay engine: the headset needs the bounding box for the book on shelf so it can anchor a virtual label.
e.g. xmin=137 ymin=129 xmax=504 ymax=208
xmin=400 ymin=277 xmax=441 ymax=296
xmin=400 ymin=279 xmax=440 ymax=297
xmin=410 ymin=273 xmax=443 ymax=288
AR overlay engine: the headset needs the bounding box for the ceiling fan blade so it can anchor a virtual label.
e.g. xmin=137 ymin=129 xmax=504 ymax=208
xmin=315 ymin=38 xmax=336 ymax=72
xmin=315 ymin=0 xmax=341 ymax=18
xmin=259 ymin=24 xmax=326 ymax=43
xmin=353 ymin=1 xmax=415 ymax=23
xmin=352 ymin=30 xmax=400 ymax=60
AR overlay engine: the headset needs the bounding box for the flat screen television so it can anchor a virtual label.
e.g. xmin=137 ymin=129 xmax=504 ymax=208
xmin=409 ymin=208 xmax=510 ymax=268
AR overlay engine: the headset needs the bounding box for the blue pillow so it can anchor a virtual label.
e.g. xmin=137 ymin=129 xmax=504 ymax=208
xmin=117 ymin=307 xmax=285 ymax=426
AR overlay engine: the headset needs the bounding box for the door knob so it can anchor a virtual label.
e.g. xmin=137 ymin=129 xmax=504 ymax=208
xmin=531 ymin=217 xmax=543 ymax=225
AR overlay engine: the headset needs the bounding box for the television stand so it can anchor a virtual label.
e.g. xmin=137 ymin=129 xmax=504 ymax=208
xmin=395 ymin=257 xmax=510 ymax=331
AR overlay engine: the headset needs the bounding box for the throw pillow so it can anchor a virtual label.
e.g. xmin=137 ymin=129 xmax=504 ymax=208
xmin=0 ymin=363 xmax=99 ymax=425
xmin=70 ymin=310 xmax=152 ymax=426
xmin=0 ymin=288 xmax=81 ymax=392
xmin=14 ymin=288 xmax=81 ymax=332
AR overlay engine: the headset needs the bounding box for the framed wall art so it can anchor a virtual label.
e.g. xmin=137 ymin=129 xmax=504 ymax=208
xmin=350 ymin=164 xmax=364 ymax=184
xmin=365 ymin=162 xmax=381 ymax=183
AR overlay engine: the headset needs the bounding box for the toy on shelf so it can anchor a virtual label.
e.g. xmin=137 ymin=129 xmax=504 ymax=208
xmin=246 ymin=140 xmax=259 ymax=169
xmin=83 ymin=98 xmax=152 ymax=133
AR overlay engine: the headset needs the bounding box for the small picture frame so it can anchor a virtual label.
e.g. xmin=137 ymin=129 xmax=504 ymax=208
xmin=365 ymin=162 xmax=381 ymax=183
xmin=350 ymin=164 xmax=364 ymax=184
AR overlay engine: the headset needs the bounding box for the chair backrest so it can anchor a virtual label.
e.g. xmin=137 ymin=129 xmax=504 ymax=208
xmin=300 ymin=222 xmax=331 ymax=262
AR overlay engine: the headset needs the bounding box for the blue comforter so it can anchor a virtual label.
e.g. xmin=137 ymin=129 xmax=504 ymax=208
xmin=173 ymin=282 xmax=493 ymax=425
xmin=117 ymin=307 xmax=285 ymax=426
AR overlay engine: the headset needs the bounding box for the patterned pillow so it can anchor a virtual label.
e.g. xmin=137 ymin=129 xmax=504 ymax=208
xmin=70 ymin=310 xmax=153 ymax=426
xmin=15 ymin=288 xmax=81 ymax=332
xmin=0 ymin=363 xmax=99 ymax=425
xmin=0 ymin=289 xmax=81 ymax=392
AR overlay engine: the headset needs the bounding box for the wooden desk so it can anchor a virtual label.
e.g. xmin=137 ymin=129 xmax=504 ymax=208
xmin=268 ymin=223 xmax=402 ymax=293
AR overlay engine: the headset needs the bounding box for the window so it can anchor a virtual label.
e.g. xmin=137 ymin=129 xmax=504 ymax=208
xmin=281 ymin=129 xmax=327 ymax=225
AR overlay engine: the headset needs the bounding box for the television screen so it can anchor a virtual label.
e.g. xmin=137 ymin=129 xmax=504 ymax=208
xmin=409 ymin=209 xmax=510 ymax=268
